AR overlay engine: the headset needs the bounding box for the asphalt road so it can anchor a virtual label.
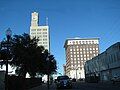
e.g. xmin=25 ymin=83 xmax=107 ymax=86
xmin=29 ymin=81 xmax=120 ymax=90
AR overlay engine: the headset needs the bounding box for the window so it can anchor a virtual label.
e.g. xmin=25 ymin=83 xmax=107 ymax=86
xmin=37 ymin=32 xmax=41 ymax=34
xmin=89 ymin=41 xmax=91 ymax=44
xmin=43 ymin=35 xmax=47 ymax=37
xmin=39 ymin=39 xmax=42 ymax=41
xmin=39 ymin=35 xmax=42 ymax=38
xmin=43 ymin=29 xmax=47 ymax=31
xmin=37 ymin=29 xmax=41 ymax=31
xmin=86 ymin=48 xmax=89 ymax=51
xmin=31 ymin=32 xmax=36 ymax=34
xmin=43 ymin=39 xmax=47 ymax=41
xmin=38 ymin=42 xmax=42 ymax=44
xmin=31 ymin=29 xmax=36 ymax=31
xmin=43 ymin=32 xmax=47 ymax=34
xmin=43 ymin=42 xmax=47 ymax=44
xmin=74 ymin=58 xmax=76 ymax=60
xmin=81 ymin=58 xmax=83 ymax=60
xmin=82 ymin=41 xmax=84 ymax=44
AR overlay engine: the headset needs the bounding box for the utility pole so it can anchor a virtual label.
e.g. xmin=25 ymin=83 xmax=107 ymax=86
xmin=5 ymin=28 xmax=12 ymax=90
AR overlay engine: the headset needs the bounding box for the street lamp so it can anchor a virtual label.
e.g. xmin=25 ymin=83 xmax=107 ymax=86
xmin=5 ymin=28 xmax=12 ymax=90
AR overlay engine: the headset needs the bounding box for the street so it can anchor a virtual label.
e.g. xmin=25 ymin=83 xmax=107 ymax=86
xmin=29 ymin=81 xmax=120 ymax=90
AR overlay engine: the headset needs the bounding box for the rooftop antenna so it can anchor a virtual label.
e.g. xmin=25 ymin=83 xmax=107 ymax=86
xmin=46 ymin=17 xmax=48 ymax=26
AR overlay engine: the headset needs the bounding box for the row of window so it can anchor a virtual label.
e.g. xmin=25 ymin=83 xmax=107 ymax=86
xmin=69 ymin=51 xmax=98 ymax=54
xmin=37 ymin=38 xmax=48 ymax=41
xmin=70 ymin=47 xmax=98 ymax=51
xmin=68 ymin=40 xmax=98 ymax=44
xmin=38 ymin=42 xmax=48 ymax=44
xmin=69 ymin=48 xmax=98 ymax=51
xmin=31 ymin=29 xmax=47 ymax=31
xmin=69 ymin=45 xmax=98 ymax=48
xmin=31 ymin=32 xmax=48 ymax=35
xmin=67 ymin=53 xmax=97 ymax=58
xmin=70 ymin=57 xmax=92 ymax=60
xmin=31 ymin=35 xmax=48 ymax=39
xmin=71 ymin=60 xmax=85 ymax=63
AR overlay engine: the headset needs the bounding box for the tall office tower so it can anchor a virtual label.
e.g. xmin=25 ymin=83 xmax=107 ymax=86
xmin=30 ymin=12 xmax=50 ymax=51
xmin=64 ymin=38 xmax=99 ymax=79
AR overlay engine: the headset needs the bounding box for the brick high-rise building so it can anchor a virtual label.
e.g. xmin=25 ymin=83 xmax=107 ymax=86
xmin=64 ymin=38 xmax=99 ymax=79
xmin=30 ymin=12 xmax=50 ymax=51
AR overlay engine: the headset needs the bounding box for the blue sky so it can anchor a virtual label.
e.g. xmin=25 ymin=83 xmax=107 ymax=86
xmin=0 ymin=0 xmax=120 ymax=74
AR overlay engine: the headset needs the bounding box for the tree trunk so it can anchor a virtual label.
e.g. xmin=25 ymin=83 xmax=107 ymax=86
xmin=47 ymin=74 xmax=50 ymax=89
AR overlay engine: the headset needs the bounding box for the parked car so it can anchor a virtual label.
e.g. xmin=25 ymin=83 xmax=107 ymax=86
xmin=72 ymin=78 xmax=76 ymax=82
xmin=111 ymin=76 xmax=120 ymax=84
xmin=56 ymin=75 xmax=72 ymax=89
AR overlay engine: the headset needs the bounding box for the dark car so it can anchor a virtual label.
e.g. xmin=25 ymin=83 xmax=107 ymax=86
xmin=72 ymin=78 xmax=76 ymax=82
xmin=56 ymin=75 xmax=72 ymax=89
xmin=111 ymin=76 xmax=120 ymax=84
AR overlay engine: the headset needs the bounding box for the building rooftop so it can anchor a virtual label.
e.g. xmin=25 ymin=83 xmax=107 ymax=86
xmin=64 ymin=37 xmax=99 ymax=48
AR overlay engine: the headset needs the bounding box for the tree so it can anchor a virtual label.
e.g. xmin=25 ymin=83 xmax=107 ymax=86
xmin=0 ymin=33 xmax=57 ymax=78
xmin=42 ymin=52 xmax=57 ymax=75
xmin=11 ymin=33 xmax=44 ymax=77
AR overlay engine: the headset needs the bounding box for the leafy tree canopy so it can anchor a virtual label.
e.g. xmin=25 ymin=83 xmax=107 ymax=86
xmin=0 ymin=33 xmax=57 ymax=78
